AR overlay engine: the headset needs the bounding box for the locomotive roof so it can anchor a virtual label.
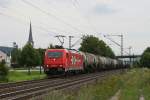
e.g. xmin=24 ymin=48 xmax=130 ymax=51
xmin=46 ymin=49 xmax=117 ymax=60
xmin=46 ymin=49 xmax=79 ymax=53
xmin=46 ymin=49 xmax=67 ymax=52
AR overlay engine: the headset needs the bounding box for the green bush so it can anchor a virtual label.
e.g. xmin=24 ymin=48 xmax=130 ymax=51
xmin=140 ymin=47 xmax=150 ymax=68
xmin=0 ymin=60 xmax=9 ymax=81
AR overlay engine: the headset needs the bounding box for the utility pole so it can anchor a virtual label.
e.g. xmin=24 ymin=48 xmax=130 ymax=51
xmin=104 ymin=34 xmax=124 ymax=56
xmin=120 ymin=34 xmax=123 ymax=56
xmin=69 ymin=36 xmax=74 ymax=49
xmin=55 ymin=35 xmax=66 ymax=47
xmin=128 ymin=46 xmax=132 ymax=66
xmin=128 ymin=46 xmax=132 ymax=56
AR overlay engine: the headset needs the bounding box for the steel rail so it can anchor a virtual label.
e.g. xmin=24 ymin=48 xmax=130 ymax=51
xmin=0 ymin=69 xmax=123 ymax=100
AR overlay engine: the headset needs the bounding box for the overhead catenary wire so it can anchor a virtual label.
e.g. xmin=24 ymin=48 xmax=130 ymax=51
xmin=71 ymin=38 xmax=82 ymax=48
xmin=69 ymin=0 xmax=95 ymax=47
xmin=31 ymin=0 xmax=86 ymax=47
xmin=71 ymin=0 xmax=122 ymax=50
xmin=0 ymin=1 xmax=130 ymax=55
xmin=36 ymin=0 xmax=87 ymax=35
xmin=71 ymin=1 xmax=129 ymax=55
xmin=0 ymin=3 xmax=83 ymax=48
xmin=71 ymin=0 xmax=98 ymax=35
xmin=22 ymin=0 xmax=85 ymax=34
xmin=0 ymin=0 xmax=86 ymax=36
xmin=103 ymin=34 xmax=130 ymax=55
xmin=0 ymin=4 xmax=72 ymax=35
xmin=1 ymin=0 xmax=87 ymax=48
xmin=0 ymin=4 xmax=72 ymax=37
xmin=0 ymin=11 xmax=59 ymax=37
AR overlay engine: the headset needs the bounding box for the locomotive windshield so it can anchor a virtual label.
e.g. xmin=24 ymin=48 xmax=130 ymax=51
xmin=48 ymin=52 xmax=63 ymax=58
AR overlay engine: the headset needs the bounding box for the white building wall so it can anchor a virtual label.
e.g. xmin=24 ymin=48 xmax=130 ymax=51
xmin=0 ymin=50 xmax=7 ymax=62
xmin=0 ymin=50 xmax=11 ymax=67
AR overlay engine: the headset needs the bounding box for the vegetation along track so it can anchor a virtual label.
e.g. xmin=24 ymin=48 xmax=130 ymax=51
xmin=0 ymin=69 xmax=124 ymax=100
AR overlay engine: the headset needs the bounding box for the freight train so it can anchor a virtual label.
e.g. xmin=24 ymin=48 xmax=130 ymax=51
xmin=43 ymin=49 xmax=128 ymax=75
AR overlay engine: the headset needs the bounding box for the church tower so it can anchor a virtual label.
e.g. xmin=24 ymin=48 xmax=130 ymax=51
xmin=27 ymin=22 xmax=34 ymax=47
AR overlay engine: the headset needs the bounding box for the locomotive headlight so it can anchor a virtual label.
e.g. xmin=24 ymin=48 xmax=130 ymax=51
xmin=59 ymin=65 xmax=63 ymax=67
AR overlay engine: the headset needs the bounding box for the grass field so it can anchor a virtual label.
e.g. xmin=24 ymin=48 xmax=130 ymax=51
xmin=3 ymin=70 xmax=46 ymax=82
xmin=119 ymin=68 xmax=150 ymax=100
xmin=39 ymin=68 xmax=150 ymax=100
xmin=38 ymin=71 xmax=122 ymax=100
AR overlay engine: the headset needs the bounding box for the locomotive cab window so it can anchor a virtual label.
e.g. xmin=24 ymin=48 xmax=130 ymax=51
xmin=48 ymin=52 xmax=63 ymax=58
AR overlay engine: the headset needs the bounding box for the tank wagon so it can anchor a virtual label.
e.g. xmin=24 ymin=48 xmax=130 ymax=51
xmin=43 ymin=49 xmax=127 ymax=75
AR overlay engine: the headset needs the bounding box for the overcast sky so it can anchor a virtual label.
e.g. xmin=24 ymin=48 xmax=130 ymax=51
xmin=0 ymin=0 xmax=150 ymax=55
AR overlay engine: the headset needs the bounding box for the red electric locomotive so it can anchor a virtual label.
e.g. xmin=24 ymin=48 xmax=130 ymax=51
xmin=44 ymin=49 xmax=84 ymax=74
xmin=43 ymin=49 xmax=129 ymax=75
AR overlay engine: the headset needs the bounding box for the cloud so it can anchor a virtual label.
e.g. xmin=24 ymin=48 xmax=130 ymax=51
xmin=93 ymin=4 xmax=117 ymax=15
xmin=0 ymin=0 xmax=150 ymax=54
xmin=0 ymin=0 xmax=11 ymax=6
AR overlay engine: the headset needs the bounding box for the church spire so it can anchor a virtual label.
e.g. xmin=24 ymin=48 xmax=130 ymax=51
xmin=28 ymin=21 xmax=34 ymax=47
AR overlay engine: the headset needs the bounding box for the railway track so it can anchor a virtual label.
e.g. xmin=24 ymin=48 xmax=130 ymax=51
xmin=0 ymin=69 xmax=124 ymax=100
xmin=0 ymin=74 xmax=63 ymax=89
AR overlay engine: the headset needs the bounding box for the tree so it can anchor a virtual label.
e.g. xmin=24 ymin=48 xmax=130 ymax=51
xmin=79 ymin=35 xmax=115 ymax=58
xmin=20 ymin=43 xmax=40 ymax=75
xmin=80 ymin=35 xmax=101 ymax=55
xmin=105 ymin=46 xmax=115 ymax=58
xmin=11 ymin=48 xmax=21 ymax=67
xmin=36 ymin=48 xmax=45 ymax=65
xmin=36 ymin=48 xmax=45 ymax=74
xmin=0 ymin=60 xmax=9 ymax=81
xmin=34 ymin=50 xmax=41 ymax=66
xmin=140 ymin=47 xmax=150 ymax=68
xmin=143 ymin=47 xmax=150 ymax=53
